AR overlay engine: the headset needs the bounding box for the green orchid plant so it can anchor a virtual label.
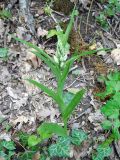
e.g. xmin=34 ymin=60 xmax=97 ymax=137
xmin=12 ymin=9 xmax=98 ymax=147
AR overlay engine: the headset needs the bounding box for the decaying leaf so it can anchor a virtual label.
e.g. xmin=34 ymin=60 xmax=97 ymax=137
xmin=26 ymin=48 xmax=41 ymax=68
xmin=97 ymin=42 xmax=106 ymax=56
xmin=16 ymin=26 xmax=27 ymax=39
xmin=37 ymin=26 xmax=48 ymax=37
xmin=111 ymin=48 xmax=120 ymax=65
xmin=10 ymin=115 xmax=29 ymax=129
xmin=0 ymin=132 xmax=11 ymax=141
xmin=7 ymin=87 xmax=18 ymax=99
xmin=0 ymin=19 xmax=5 ymax=38
xmin=79 ymin=0 xmax=90 ymax=8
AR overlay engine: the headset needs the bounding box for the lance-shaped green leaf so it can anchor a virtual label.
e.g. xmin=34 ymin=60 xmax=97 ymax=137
xmin=57 ymin=57 xmax=75 ymax=96
xmin=32 ymin=50 xmax=60 ymax=80
xmin=48 ymin=136 xmax=71 ymax=158
xmin=64 ymin=9 xmax=78 ymax=46
xmin=63 ymin=89 xmax=85 ymax=120
xmin=37 ymin=123 xmax=67 ymax=140
xmin=27 ymin=79 xmax=65 ymax=111
xmin=11 ymin=36 xmax=56 ymax=65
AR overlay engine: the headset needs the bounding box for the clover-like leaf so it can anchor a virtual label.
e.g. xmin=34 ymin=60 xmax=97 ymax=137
xmin=71 ymin=129 xmax=87 ymax=146
xmin=48 ymin=137 xmax=71 ymax=158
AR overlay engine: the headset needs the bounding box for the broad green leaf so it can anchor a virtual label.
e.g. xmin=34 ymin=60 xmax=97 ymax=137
xmin=97 ymin=71 xmax=120 ymax=99
xmin=28 ymin=135 xmax=41 ymax=147
xmin=40 ymin=154 xmax=47 ymax=160
xmin=102 ymin=120 xmax=112 ymax=130
xmin=114 ymin=119 xmax=120 ymax=128
xmin=71 ymin=129 xmax=87 ymax=146
xmin=93 ymin=145 xmax=112 ymax=160
xmin=101 ymin=100 xmax=119 ymax=119
xmin=18 ymin=131 xmax=29 ymax=146
xmin=37 ymin=123 xmax=67 ymax=140
xmin=18 ymin=151 xmax=36 ymax=160
xmin=63 ymin=89 xmax=85 ymax=120
xmin=27 ymin=79 xmax=65 ymax=111
xmin=0 ymin=48 xmax=8 ymax=58
xmin=8 ymin=151 xmax=15 ymax=159
xmin=97 ymin=145 xmax=112 ymax=157
xmin=1 ymin=141 xmax=15 ymax=150
xmin=48 ymin=137 xmax=71 ymax=158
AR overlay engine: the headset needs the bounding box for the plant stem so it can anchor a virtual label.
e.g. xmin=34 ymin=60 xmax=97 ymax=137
xmin=63 ymin=119 xmax=68 ymax=134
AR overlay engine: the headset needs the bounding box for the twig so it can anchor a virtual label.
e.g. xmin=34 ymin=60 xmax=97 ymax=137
xmin=86 ymin=0 xmax=94 ymax=34
xmin=19 ymin=0 xmax=35 ymax=34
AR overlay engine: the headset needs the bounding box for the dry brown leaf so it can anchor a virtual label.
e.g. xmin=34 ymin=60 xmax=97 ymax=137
xmin=0 ymin=157 xmax=5 ymax=160
xmin=16 ymin=26 xmax=27 ymax=39
xmin=7 ymin=87 xmax=18 ymax=99
xmin=10 ymin=115 xmax=29 ymax=129
xmin=26 ymin=48 xmax=41 ymax=68
xmin=79 ymin=0 xmax=90 ymax=8
xmin=67 ymin=88 xmax=80 ymax=94
xmin=0 ymin=132 xmax=11 ymax=141
xmin=89 ymin=43 xmax=97 ymax=50
xmin=37 ymin=26 xmax=48 ymax=37
xmin=111 ymin=48 xmax=120 ymax=65
xmin=97 ymin=42 xmax=106 ymax=56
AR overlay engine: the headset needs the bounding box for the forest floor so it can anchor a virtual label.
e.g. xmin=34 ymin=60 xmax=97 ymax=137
xmin=0 ymin=0 xmax=120 ymax=160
